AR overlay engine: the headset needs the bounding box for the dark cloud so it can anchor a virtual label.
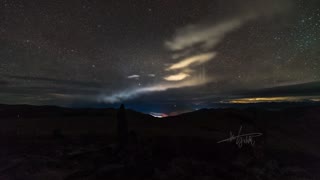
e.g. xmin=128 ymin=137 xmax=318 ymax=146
xmin=237 ymin=81 xmax=320 ymax=97
xmin=0 ymin=80 xmax=9 ymax=85
xmin=3 ymin=74 xmax=108 ymax=88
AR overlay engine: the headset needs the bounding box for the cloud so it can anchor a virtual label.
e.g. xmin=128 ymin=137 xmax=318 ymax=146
xmin=100 ymin=1 xmax=293 ymax=104
xmin=0 ymin=80 xmax=9 ymax=86
xmin=3 ymin=74 xmax=107 ymax=88
xmin=164 ymin=72 xmax=190 ymax=81
xmin=162 ymin=16 xmax=252 ymax=89
xmin=165 ymin=16 xmax=254 ymax=52
xmin=222 ymin=96 xmax=320 ymax=104
xmin=149 ymin=112 xmax=168 ymax=118
xmin=127 ymin=74 xmax=140 ymax=79
xmin=166 ymin=52 xmax=217 ymax=71
xmin=100 ymin=76 xmax=210 ymax=103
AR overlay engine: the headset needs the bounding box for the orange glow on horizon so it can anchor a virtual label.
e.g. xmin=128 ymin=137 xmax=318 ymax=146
xmin=224 ymin=96 xmax=320 ymax=104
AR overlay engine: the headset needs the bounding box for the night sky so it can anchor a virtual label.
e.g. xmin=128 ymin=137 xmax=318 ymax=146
xmin=1 ymin=0 xmax=320 ymax=115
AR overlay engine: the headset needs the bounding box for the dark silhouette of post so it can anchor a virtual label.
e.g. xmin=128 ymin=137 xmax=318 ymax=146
xmin=117 ymin=104 xmax=128 ymax=148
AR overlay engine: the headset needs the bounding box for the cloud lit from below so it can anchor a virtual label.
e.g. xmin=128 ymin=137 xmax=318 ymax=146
xmin=100 ymin=76 xmax=211 ymax=103
xmin=149 ymin=112 xmax=168 ymax=118
xmin=222 ymin=96 xmax=320 ymax=104
xmin=127 ymin=75 xmax=140 ymax=79
xmin=164 ymin=72 xmax=190 ymax=81
xmin=166 ymin=52 xmax=217 ymax=71
xmin=165 ymin=16 xmax=254 ymax=52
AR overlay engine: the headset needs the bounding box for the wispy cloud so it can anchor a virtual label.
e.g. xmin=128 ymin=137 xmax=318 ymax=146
xmin=222 ymin=96 xmax=320 ymax=104
xmin=100 ymin=16 xmax=248 ymax=103
xmin=149 ymin=112 xmax=168 ymax=118
xmin=100 ymin=76 xmax=210 ymax=103
xmin=166 ymin=52 xmax=217 ymax=71
xmin=127 ymin=74 xmax=140 ymax=79
xmin=100 ymin=2 xmax=291 ymax=103
xmin=164 ymin=72 xmax=190 ymax=81
xmin=165 ymin=16 xmax=254 ymax=52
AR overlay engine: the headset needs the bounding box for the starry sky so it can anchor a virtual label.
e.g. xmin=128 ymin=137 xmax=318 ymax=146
xmin=1 ymin=0 xmax=320 ymax=115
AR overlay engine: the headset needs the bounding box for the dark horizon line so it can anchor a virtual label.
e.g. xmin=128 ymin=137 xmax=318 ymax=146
xmin=0 ymin=101 xmax=319 ymax=116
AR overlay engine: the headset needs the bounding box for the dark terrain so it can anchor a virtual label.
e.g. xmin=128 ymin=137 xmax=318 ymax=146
xmin=0 ymin=104 xmax=319 ymax=180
